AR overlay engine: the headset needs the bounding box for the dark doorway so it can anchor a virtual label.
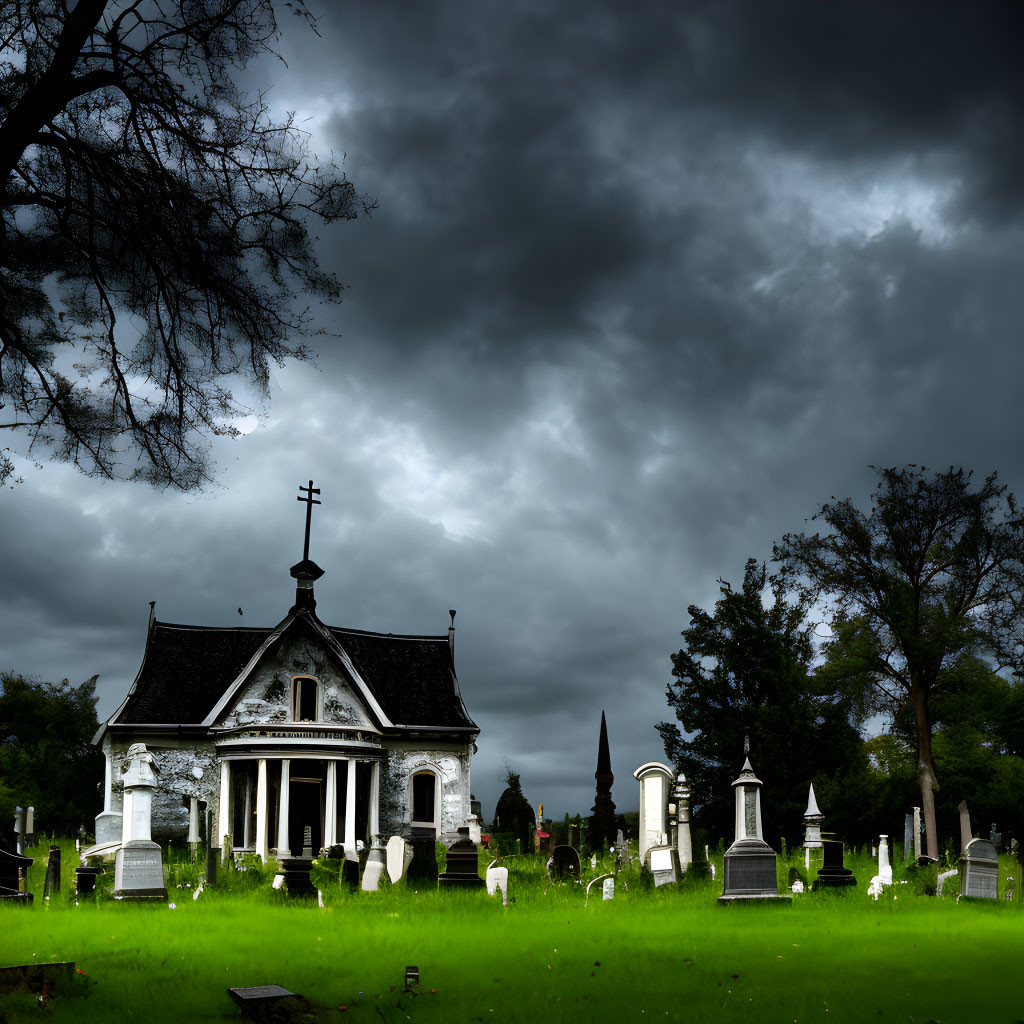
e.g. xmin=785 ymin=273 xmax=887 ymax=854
xmin=288 ymin=759 xmax=325 ymax=855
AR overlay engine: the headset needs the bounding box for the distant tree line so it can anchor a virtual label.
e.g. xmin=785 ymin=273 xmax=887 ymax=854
xmin=659 ymin=466 xmax=1024 ymax=859
xmin=0 ymin=672 xmax=103 ymax=840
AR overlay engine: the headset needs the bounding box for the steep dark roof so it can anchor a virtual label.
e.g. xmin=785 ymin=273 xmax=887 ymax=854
xmin=328 ymin=627 xmax=475 ymax=729
xmin=114 ymin=623 xmax=273 ymax=724
xmin=111 ymin=614 xmax=477 ymax=732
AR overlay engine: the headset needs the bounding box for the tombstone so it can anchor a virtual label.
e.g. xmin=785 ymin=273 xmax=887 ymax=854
xmin=803 ymin=784 xmax=825 ymax=870
xmin=904 ymin=813 xmax=914 ymax=863
xmin=877 ymin=835 xmax=893 ymax=885
xmin=386 ymin=835 xmax=408 ymax=884
xmin=815 ymin=839 xmax=857 ymax=888
xmin=958 ymin=800 xmax=973 ymax=855
xmin=361 ymin=837 xmax=387 ymax=892
xmin=467 ymin=814 xmax=482 ymax=845
xmin=113 ymin=743 xmax=167 ymax=900
xmin=602 ymin=876 xmax=615 ymax=900
xmin=0 ymin=846 xmax=33 ymax=903
xmin=438 ymin=832 xmax=485 ymax=890
xmin=277 ymin=857 xmax=315 ymax=895
xmin=961 ymin=838 xmax=999 ymax=900
xmin=485 ymin=860 xmax=509 ymax=905
xmin=24 ymin=807 xmax=34 ymax=848
xmin=227 ymin=985 xmax=299 ymax=1013
xmin=74 ymin=866 xmax=102 ymax=899
xmin=647 ymin=845 xmax=680 ymax=887
xmin=719 ymin=756 xmax=786 ymax=902
xmin=43 ymin=845 xmax=61 ymax=898
xmin=547 ymin=845 xmax=581 ymax=882
xmin=13 ymin=807 xmax=24 ymax=856
xmin=614 ymin=829 xmax=630 ymax=871
xmin=791 ymin=879 xmax=805 ymax=894
xmin=633 ymin=762 xmax=673 ymax=865
xmin=989 ymin=823 xmax=1002 ymax=850
xmin=673 ymin=774 xmax=693 ymax=872
xmin=913 ymin=806 xmax=922 ymax=860
xmin=405 ymin=836 xmax=439 ymax=887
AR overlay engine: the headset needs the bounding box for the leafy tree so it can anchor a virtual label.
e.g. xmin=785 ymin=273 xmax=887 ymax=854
xmin=0 ymin=0 xmax=372 ymax=490
xmin=0 ymin=671 xmax=104 ymax=836
xmin=492 ymin=766 xmax=535 ymax=850
xmin=657 ymin=559 xmax=868 ymax=846
xmin=775 ymin=465 xmax=1024 ymax=860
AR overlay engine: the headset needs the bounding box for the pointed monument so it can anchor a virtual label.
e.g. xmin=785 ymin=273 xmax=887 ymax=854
xmin=718 ymin=750 xmax=787 ymax=903
xmin=590 ymin=711 xmax=617 ymax=854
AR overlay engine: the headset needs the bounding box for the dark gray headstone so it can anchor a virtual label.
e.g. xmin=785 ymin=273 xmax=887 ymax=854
xmin=719 ymin=837 xmax=784 ymax=901
xmin=0 ymin=846 xmax=33 ymax=903
xmin=547 ymin=845 xmax=581 ymax=881
xmin=405 ymin=837 xmax=439 ymax=886
xmin=439 ymin=837 xmax=485 ymax=890
xmin=961 ymin=838 xmax=998 ymax=900
xmin=815 ymin=839 xmax=857 ymax=888
xmin=73 ymin=866 xmax=102 ymax=898
xmin=43 ymin=845 xmax=61 ymax=897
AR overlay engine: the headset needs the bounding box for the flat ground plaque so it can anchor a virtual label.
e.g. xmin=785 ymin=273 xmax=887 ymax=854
xmin=227 ymin=985 xmax=296 ymax=1005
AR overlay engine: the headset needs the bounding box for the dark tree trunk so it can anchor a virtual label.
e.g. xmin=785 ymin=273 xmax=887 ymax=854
xmin=910 ymin=676 xmax=939 ymax=862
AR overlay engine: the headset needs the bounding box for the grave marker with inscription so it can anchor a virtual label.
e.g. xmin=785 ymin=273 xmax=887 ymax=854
xmin=719 ymin=754 xmax=787 ymax=903
xmin=113 ymin=743 xmax=167 ymax=900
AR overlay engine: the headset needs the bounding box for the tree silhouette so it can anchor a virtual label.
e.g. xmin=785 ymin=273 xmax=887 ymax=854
xmin=0 ymin=0 xmax=372 ymax=488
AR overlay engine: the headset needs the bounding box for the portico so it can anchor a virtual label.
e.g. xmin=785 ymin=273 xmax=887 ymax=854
xmin=216 ymin=746 xmax=383 ymax=860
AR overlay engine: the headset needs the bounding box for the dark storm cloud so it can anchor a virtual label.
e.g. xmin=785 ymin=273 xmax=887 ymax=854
xmin=5 ymin=0 xmax=1024 ymax=822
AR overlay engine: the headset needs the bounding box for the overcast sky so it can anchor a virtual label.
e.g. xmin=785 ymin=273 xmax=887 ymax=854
xmin=4 ymin=0 xmax=1024 ymax=825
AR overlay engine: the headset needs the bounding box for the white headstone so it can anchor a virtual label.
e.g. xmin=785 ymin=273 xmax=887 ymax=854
xmin=386 ymin=835 xmax=408 ymax=884
xmin=362 ymin=838 xmax=387 ymax=892
xmin=633 ymin=762 xmax=674 ymax=864
xmin=878 ymin=835 xmax=893 ymax=884
xmin=485 ymin=862 xmax=509 ymax=905
xmin=467 ymin=814 xmax=482 ymax=845
xmin=602 ymin=876 xmax=615 ymax=900
xmin=114 ymin=744 xmax=166 ymax=900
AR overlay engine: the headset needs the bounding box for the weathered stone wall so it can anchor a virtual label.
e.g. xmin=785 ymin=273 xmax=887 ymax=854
xmin=387 ymin=742 xmax=473 ymax=841
xmin=106 ymin=739 xmax=219 ymax=841
xmin=217 ymin=635 xmax=370 ymax=729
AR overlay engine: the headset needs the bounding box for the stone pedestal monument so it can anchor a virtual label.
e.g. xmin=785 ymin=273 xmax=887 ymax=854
xmin=719 ymin=755 xmax=787 ymax=903
xmin=802 ymin=783 xmax=824 ymax=870
xmin=114 ymin=743 xmax=167 ymax=900
xmin=673 ymin=773 xmax=693 ymax=873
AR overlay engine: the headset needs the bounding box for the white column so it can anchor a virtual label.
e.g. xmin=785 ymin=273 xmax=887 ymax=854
xmin=121 ymin=788 xmax=134 ymax=846
xmin=345 ymin=758 xmax=357 ymax=852
xmin=187 ymin=796 xmax=200 ymax=845
xmin=255 ymin=759 xmax=268 ymax=862
xmin=218 ymin=760 xmax=231 ymax=861
xmin=324 ymin=760 xmax=338 ymax=848
xmin=103 ymin=753 xmax=113 ymax=812
xmin=369 ymin=760 xmax=380 ymax=839
xmin=276 ymin=759 xmax=291 ymax=856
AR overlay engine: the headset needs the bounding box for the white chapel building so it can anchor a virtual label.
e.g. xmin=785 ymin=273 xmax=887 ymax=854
xmin=89 ymin=488 xmax=479 ymax=861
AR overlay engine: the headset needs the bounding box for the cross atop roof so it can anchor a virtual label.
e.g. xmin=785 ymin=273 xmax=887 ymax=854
xmin=290 ymin=480 xmax=324 ymax=591
xmin=297 ymin=479 xmax=321 ymax=561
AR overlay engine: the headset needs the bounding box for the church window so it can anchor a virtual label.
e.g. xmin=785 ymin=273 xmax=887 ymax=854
xmin=411 ymin=770 xmax=437 ymax=829
xmin=292 ymin=677 xmax=318 ymax=722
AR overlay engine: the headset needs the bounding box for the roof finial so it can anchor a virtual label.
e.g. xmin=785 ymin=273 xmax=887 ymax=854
xmin=297 ymin=479 xmax=321 ymax=561
xmin=743 ymin=733 xmax=750 ymax=757
xmin=290 ymin=480 xmax=325 ymax=613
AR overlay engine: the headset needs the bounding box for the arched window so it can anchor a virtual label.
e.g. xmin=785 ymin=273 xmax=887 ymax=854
xmin=291 ymin=676 xmax=318 ymax=722
xmin=410 ymin=770 xmax=438 ymax=833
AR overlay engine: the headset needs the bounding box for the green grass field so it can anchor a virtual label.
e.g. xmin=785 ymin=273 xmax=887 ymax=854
xmin=2 ymin=840 xmax=1022 ymax=1023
